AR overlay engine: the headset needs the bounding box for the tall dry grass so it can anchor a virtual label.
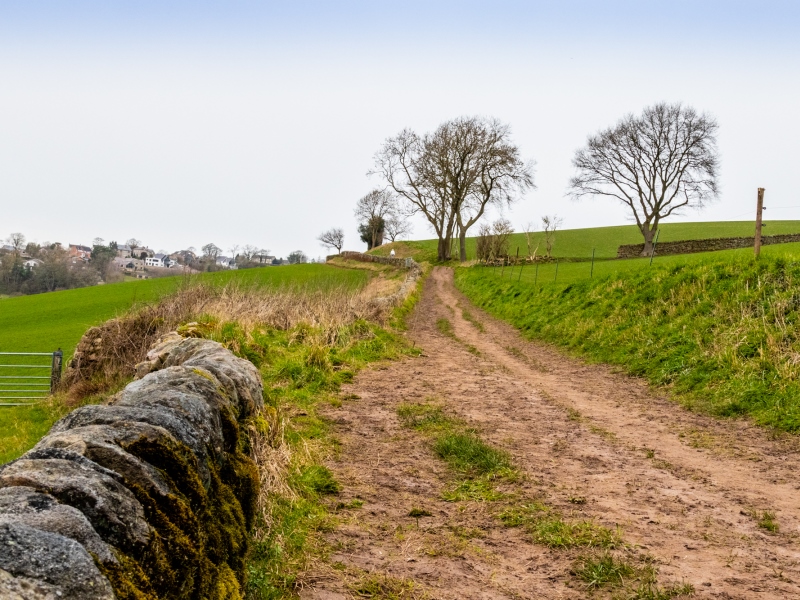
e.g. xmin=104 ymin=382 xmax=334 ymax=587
xmin=63 ymin=279 xmax=386 ymax=398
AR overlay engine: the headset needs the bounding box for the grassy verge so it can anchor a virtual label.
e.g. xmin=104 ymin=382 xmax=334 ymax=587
xmin=237 ymin=320 xmax=415 ymax=599
xmin=456 ymin=252 xmax=800 ymax=433
xmin=237 ymin=269 xmax=424 ymax=599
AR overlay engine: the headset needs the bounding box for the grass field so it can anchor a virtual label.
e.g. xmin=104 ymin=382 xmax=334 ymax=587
xmin=0 ymin=264 xmax=370 ymax=464
xmin=455 ymin=244 xmax=800 ymax=433
xmin=372 ymin=220 xmax=800 ymax=262
xmin=0 ymin=264 xmax=369 ymax=357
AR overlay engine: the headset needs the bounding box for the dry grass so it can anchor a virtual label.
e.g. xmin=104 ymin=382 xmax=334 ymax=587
xmin=62 ymin=279 xmax=386 ymax=399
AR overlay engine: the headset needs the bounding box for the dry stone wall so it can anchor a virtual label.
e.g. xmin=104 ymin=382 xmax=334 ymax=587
xmin=335 ymin=251 xmax=416 ymax=268
xmin=617 ymin=233 xmax=800 ymax=258
xmin=0 ymin=333 xmax=263 ymax=600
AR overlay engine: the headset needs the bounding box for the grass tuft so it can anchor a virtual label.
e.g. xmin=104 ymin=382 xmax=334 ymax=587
xmin=575 ymin=552 xmax=634 ymax=589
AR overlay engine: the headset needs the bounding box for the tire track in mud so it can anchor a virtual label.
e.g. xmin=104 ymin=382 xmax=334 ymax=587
xmin=302 ymin=267 xmax=800 ymax=599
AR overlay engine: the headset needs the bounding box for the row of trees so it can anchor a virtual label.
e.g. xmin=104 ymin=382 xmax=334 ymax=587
xmin=342 ymin=103 xmax=718 ymax=260
xmin=0 ymin=234 xmax=100 ymax=295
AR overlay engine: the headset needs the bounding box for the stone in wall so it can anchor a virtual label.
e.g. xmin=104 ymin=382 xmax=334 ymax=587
xmin=0 ymin=334 xmax=263 ymax=599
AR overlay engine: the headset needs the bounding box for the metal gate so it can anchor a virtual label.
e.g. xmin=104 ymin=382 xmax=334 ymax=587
xmin=0 ymin=351 xmax=63 ymax=406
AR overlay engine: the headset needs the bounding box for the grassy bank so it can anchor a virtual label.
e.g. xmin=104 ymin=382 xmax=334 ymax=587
xmin=456 ymin=252 xmax=800 ymax=432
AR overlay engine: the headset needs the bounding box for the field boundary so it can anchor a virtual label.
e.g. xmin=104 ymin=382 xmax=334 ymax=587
xmin=617 ymin=232 xmax=800 ymax=258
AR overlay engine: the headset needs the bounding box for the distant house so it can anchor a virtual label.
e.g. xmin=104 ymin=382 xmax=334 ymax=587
xmin=169 ymin=250 xmax=196 ymax=266
xmin=1 ymin=244 xmax=15 ymax=253
xmin=116 ymin=244 xmax=132 ymax=258
xmin=253 ymin=253 xmax=276 ymax=264
xmin=23 ymin=259 xmax=43 ymax=269
xmin=216 ymin=256 xmax=236 ymax=269
xmin=145 ymin=254 xmax=171 ymax=268
xmin=69 ymin=244 xmax=91 ymax=261
xmin=113 ymin=257 xmax=145 ymax=271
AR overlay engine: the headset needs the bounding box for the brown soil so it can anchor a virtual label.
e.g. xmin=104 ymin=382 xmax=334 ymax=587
xmin=301 ymin=267 xmax=800 ymax=599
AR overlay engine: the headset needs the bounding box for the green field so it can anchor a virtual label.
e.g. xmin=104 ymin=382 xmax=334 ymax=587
xmin=373 ymin=220 xmax=800 ymax=262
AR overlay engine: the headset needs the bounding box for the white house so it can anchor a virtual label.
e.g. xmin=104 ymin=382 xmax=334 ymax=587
xmin=23 ymin=259 xmax=43 ymax=269
xmin=215 ymin=256 xmax=236 ymax=269
xmin=145 ymin=253 xmax=171 ymax=268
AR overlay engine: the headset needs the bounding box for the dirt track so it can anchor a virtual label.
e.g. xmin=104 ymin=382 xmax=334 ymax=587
xmin=302 ymin=267 xmax=800 ymax=599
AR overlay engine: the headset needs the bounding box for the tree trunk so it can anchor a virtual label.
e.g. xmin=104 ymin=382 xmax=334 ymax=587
xmin=640 ymin=225 xmax=656 ymax=257
xmin=459 ymin=228 xmax=467 ymax=262
xmin=437 ymin=236 xmax=448 ymax=262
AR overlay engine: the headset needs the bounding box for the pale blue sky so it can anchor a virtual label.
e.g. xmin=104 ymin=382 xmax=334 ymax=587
xmin=1 ymin=1 xmax=798 ymax=257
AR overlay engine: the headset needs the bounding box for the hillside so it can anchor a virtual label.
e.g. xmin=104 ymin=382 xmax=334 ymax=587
xmin=456 ymin=248 xmax=800 ymax=432
xmin=371 ymin=220 xmax=800 ymax=262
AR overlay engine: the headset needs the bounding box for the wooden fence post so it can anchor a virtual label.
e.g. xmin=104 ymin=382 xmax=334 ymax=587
xmin=755 ymin=187 xmax=765 ymax=258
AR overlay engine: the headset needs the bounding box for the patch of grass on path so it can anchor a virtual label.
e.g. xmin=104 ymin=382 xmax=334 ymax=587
xmin=396 ymin=400 xmax=696 ymax=595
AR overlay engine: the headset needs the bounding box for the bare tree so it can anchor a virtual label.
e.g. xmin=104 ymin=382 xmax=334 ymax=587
xmin=7 ymin=233 xmax=26 ymax=253
xmin=541 ymin=215 xmax=562 ymax=258
xmin=384 ymin=215 xmax=413 ymax=243
xmin=229 ymin=244 xmax=240 ymax=260
xmin=92 ymin=237 xmax=105 ymax=247
xmin=240 ymin=244 xmax=258 ymax=261
xmin=202 ymin=243 xmax=221 ymax=260
xmin=354 ymin=189 xmax=395 ymax=250
xmin=126 ymin=238 xmax=141 ymax=249
xmin=523 ymin=222 xmax=539 ymax=260
xmin=569 ymin=102 xmax=719 ymax=256
xmin=491 ymin=219 xmax=514 ymax=260
xmin=452 ymin=118 xmax=535 ymax=261
xmin=318 ymin=228 xmax=345 ymax=254
xmin=373 ymin=117 xmax=533 ymax=262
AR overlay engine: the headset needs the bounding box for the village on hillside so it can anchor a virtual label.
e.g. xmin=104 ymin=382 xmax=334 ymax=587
xmin=0 ymin=235 xmax=316 ymax=296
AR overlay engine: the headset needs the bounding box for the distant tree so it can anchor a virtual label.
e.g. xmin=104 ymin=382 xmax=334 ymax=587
xmin=358 ymin=216 xmax=385 ymax=250
xmin=372 ymin=116 xmax=534 ymax=262
xmin=475 ymin=219 xmax=514 ymax=262
xmin=522 ymin=222 xmax=539 ymax=260
xmin=126 ymin=238 xmax=141 ymax=249
xmin=25 ymin=242 xmax=42 ymax=258
xmin=354 ymin=189 xmax=395 ymax=250
xmin=272 ymin=258 xmax=282 ymax=266
xmin=202 ymin=243 xmax=221 ymax=260
xmin=109 ymin=241 xmax=118 ymax=250
xmin=541 ymin=215 xmax=562 ymax=258
xmin=229 ymin=244 xmax=240 ymax=260
xmin=569 ymin=102 xmax=719 ymax=256
xmin=240 ymin=244 xmax=258 ymax=261
xmin=287 ymin=250 xmax=307 ymax=264
xmin=92 ymin=237 xmax=105 ymax=247
xmin=6 ymin=233 xmax=25 ymax=254
xmin=90 ymin=243 xmax=117 ymax=278
xmin=384 ymin=215 xmax=412 ymax=243
xmin=317 ymin=228 xmax=345 ymax=254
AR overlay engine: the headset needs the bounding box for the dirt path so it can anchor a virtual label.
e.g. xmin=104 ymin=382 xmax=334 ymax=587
xmin=302 ymin=267 xmax=800 ymax=599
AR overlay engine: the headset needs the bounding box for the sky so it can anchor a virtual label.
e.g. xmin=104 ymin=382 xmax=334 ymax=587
xmin=1 ymin=1 xmax=799 ymax=258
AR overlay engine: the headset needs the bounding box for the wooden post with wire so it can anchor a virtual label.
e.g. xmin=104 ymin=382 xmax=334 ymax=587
xmin=754 ymin=187 xmax=765 ymax=258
